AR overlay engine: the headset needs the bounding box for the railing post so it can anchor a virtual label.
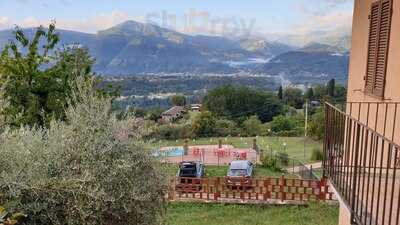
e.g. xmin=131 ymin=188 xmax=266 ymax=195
xmin=319 ymin=177 xmax=327 ymax=201
xmin=350 ymin=123 xmax=361 ymax=223
xmin=280 ymin=175 xmax=286 ymax=202
xmin=214 ymin=177 xmax=220 ymax=201
xmin=323 ymin=102 xmax=330 ymax=179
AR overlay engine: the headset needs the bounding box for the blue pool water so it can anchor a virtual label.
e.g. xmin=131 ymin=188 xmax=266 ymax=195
xmin=155 ymin=147 xmax=184 ymax=157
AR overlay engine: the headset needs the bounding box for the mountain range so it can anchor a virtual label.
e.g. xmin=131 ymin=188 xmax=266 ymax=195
xmin=0 ymin=20 xmax=350 ymax=83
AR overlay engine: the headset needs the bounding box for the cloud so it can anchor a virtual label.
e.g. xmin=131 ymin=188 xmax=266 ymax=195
xmin=0 ymin=10 xmax=143 ymax=33
xmin=323 ymin=0 xmax=353 ymax=7
xmin=295 ymin=10 xmax=353 ymax=33
xmin=295 ymin=0 xmax=353 ymax=17
xmin=0 ymin=17 xmax=10 ymax=29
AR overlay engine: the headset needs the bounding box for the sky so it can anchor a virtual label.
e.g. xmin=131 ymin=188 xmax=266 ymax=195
xmin=0 ymin=0 xmax=354 ymax=36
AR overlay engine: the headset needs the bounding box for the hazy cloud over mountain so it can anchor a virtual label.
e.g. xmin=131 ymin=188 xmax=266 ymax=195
xmin=0 ymin=0 xmax=354 ymax=40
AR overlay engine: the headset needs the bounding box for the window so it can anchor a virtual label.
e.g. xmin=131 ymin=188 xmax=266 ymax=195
xmin=365 ymin=0 xmax=393 ymax=98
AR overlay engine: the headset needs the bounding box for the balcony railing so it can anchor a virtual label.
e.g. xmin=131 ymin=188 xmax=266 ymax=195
xmin=324 ymin=102 xmax=400 ymax=225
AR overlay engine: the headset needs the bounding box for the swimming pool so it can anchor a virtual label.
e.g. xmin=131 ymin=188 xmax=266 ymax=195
xmin=156 ymin=147 xmax=184 ymax=157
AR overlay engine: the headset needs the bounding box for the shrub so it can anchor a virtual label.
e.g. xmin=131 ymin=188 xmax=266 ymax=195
xmin=214 ymin=119 xmax=239 ymax=137
xmin=311 ymin=148 xmax=324 ymax=161
xmin=191 ymin=111 xmax=217 ymax=137
xmin=241 ymin=116 xmax=264 ymax=137
xmin=308 ymin=108 xmax=325 ymax=140
xmin=0 ymin=79 xmax=166 ymax=225
xmin=277 ymin=151 xmax=290 ymax=167
xmin=150 ymin=123 xmax=191 ymax=140
xmin=270 ymin=115 xmax=303 ymax=137
xmin=261 ymin=155 xmax=282 ymax=172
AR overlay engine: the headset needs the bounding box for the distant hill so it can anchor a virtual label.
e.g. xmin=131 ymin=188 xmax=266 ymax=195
xmin=255 ymin=43 xmax=349 ymax=84
xmin=0 ymin=21 xmax=350 ymax=84
xmin=299 ymin=42 xmax=347 ymax=53
xmin=0 ymin=21 xmax=293 ymax=75
xmin=238 ymin=38 xmax=295 ymax=58
xmin=264 ymin=27 xmax=352 ymax=52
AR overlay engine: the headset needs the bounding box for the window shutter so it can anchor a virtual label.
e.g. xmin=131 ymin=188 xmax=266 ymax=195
xmin=365 ymin=0 xmax=393 ymax=98
xmin=365 ymin=2 xmax=380 ymax=93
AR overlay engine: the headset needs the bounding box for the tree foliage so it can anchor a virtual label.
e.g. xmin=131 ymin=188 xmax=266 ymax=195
xmin=242 ymin=116 xmax=264 ymax=137
xmin=305 ymin=87 xmax=314 ymax=100
xmin=0 ymin=78 xmax=166 ymax=225
xmin=191 ymin=111 xmax=217 ymax=137
xmin=270 ymin=115 xmax=303 ymax=137
xmin=0 ymin=24 xmax=95 ymax=128
xmin=203 ymin=85 xmax=282 ymax=123
xmin=278 ymin=86 xmax=283 ymax=100
xmin=326 ymin=79 xmax=335 ymax=97
xmin=170 ymin=95 xmax=186 ymax=106
xmin=283 ymin=87 xmax=304 ymax=109
xmin=308 ymin=108 xmax=325 ymax=140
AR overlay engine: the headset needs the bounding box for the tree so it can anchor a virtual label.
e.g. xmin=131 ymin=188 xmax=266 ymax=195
xmin=0 ymin=79 xmax=166 ymax=225
xmin=308 ymin=108 xmax=325 ymax=140
xmin=313 ymin=85 xmax=326 ymax=101
xmin=327 ymin=79 xmax=336 ymax=97
xmin=170 ymin=95 xmax=186 ymax=106
xmin=191 ymin=111 xmax=217 ymax=137
xmin=278 ymin=86 xmax=283 ymax=100
xmin=242 ymin=116 xmax=264 ymax=137
xmin=283 ymin=87 xmax=304 ymax=109
xmin=270 ymin=115 xmax=303 ymax=136
xmin=271 ymin=115 xmax=296 ymax=133
xmin=305 ymin=87 xmax=314 ymax=100
xmin=147 ymin=107 xmax=164 ymax=122
xmin=334 ymin=85 xmax=347 ymax=104
xmin=203 ymin=85 xmax=282 ymax=123
xmin=215 ymin=119 xmax=239 ymax=137
xmin=0 ymin=24 xmax=95 ymax=128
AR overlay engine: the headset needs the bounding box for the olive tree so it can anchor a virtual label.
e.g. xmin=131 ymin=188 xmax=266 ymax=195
xmin=0 ymin=78 xmax=166 ymax=225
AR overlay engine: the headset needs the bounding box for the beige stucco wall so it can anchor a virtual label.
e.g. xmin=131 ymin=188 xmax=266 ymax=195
xmin=338 ymin=201 xmax=352 ymax=225
xmin=338 ymin=1 xmax=400 ymax=224
xmin=347 ymin=0 xmax=400 ymax=103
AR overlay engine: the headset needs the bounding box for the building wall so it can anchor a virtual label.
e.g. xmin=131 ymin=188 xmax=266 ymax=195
xmin=347 ymin=0 xmax=400 ymax=144
xmin=339 ymin=0 xmax=400 ymax=224
xmin=347 ymin=0 xmax=400 ymax=103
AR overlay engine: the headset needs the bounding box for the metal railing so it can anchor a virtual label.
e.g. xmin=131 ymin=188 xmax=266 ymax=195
xmin=324 ymin=102 xmax=400 ymax=225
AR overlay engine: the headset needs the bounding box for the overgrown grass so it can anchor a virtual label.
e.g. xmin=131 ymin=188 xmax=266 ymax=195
xmin=152 ymin=136 xmax=322 ymax=163
xmin=167 ymin=202 xmax=339 ymax=225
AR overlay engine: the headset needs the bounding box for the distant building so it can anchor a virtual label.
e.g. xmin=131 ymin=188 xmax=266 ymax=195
xmin=190 ymin=104 xmax=202 ymax=112
xmin=310 ymin=100 xmax=320 ymax=107
xmin=161 ymin=106 xmax=185 ymax=123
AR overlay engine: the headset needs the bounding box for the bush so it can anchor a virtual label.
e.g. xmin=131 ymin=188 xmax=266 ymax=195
xmin=150 ymin=123 xmax=191 ymax=140
xmin=308 ymin=108 xmax=325 ymax=140
xmin=0 ymin=79 xmax=166 ymax=225
xmin=277 ymin=151 xmax=290 ymax=167
xmin=191 ymin=111 xmax=217 ymax=137
xmin=311 ymin=148 xmax=324 ymax=161
xmin=261 ymin=155 xmax=282 ymax=172
xmin=241 ymin=116 xmax=264 ymax=137
xmin=214 ymin=119 xmax=239 ymax=137
xmin=270 ymin=115 xmax=303 ymax=137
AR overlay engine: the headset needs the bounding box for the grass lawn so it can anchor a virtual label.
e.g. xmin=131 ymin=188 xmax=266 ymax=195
xmin=152 ymin=136 xmax=322 ymax=163
xmin=164 ymin=164 xmax=290 ymax=178
xmin=167 ymin=202 xmax=339 ymax=225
